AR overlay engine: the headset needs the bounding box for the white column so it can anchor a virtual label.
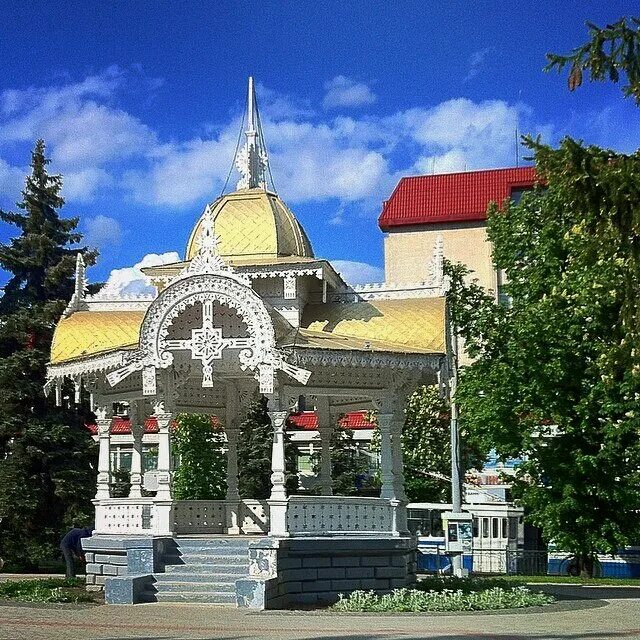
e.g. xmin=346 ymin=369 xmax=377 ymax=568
xmin=378 ymin=413 xmax=396 ymax=500
xmin=153 ymin=403 xmax=174 ymax=535
xmin=154 ymin=407 xmax=173 ymax=501
xmin=129 ymin=406 xmax=144 ymax=499
xmin=316 ymin=398 xmax=333 ymax=496
xmin=391 ymin=417 xmax=408 ymax=502
xmin=267 ymin=395 xmax=289 ymax=537
xmin=95 ymin=411 xmax=112 ymax=500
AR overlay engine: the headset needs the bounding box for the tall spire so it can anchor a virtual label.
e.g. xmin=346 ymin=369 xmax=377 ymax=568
xmin=235 ymin=76 xmax=269 ymax=190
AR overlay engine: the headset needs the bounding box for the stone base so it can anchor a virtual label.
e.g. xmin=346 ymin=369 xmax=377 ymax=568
xmin=81 ymin=535 xmax=172 ymax=603
xmin=237 ymin=536 xmax=417 ymax=609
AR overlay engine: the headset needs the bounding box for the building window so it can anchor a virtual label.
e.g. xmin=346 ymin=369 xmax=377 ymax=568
xmin=492 ymin=517 xmax=499 ymax=539
xmin=482 ymin=518 xmax=489 ymax=538
xmin=502 ymin=517 xmax=508 ymax=539
xmin=297 ymin=453 xmax=312 ymax=472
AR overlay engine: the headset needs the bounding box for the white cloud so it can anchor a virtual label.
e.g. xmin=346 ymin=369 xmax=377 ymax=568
xmin=63 ymin=167 xmax=111 ymax=202
xmin=84 ymin=215 xmax=122 ymax=249
xmin=323 ymin=76 xmax=377 ymax=110
xmin=100 ymin=251 xmax=180 ymax=297
xmin=463 ymin=48 xmax=494 ymax=83
xmin=0 ymin=66 xmax=157 ymax=202
xmin=0 ymin=70 xmax=541 ymax=220
xmin=0 ymin=158 xmax=25 ymax=198
xmin=331 ymin=259 xmax=384 ymax=285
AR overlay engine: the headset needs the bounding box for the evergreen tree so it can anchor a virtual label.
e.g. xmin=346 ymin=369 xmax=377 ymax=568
xmin=0 ymin=140 xmax=97 ymax=568
xmin=312 ymin=422 xmax=371 ymax=496
xmin=236 ymin=397 xmax=298 ymax=499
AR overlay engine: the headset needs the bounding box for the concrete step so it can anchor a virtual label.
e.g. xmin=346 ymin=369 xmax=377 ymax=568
xmin=155 ymin=580 xmax=237 ymax=593
xmin=164 ymin=556 xmax=249 ymax=572
xmin=154 ymin=591 xmax=237 ymax=604
xmin=170 ymin=546 xmax=250 ymax=557
xmin=161 ymin=561 xmax=248 ymax=574
xmin=160 ymin=567 xmax=249 ymax=582
xmin=174 ymin=539 xmax=253 ymax=550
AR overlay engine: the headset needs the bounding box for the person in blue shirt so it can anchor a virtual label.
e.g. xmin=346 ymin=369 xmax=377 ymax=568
xmin=60 ymin=526 xmax=93 ymax=579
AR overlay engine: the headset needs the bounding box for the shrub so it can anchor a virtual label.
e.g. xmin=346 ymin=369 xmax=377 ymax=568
xmin=0 ymin=578 xmax=96 ymax=603
xmin=333 ymin=586 xmax=554 ymax=612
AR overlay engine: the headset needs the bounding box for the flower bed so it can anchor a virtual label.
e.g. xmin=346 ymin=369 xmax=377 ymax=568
xmin=333 ymin=585 xmax=554 ymax=613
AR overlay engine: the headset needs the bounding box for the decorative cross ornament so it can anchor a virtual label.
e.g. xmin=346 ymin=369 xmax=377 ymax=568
xmin=161 ymin=300 xmax=253 ymax=387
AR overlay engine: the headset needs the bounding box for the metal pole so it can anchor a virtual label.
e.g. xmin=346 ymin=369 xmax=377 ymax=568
xmin=449 ymin=316 xmax=464 ymax=577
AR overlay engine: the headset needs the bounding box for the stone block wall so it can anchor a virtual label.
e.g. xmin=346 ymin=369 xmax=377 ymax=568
xmin=239 ymin=536 xmax=417 ymax=609
xmin=81 ymin=535 xmax=170 ymax=600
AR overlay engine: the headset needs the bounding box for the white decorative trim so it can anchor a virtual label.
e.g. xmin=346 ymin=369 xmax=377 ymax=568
xmin=63 ymin=253 xmax=88 ymax=317
xmin=287 ymin=347 xmax=442 ymax=372
xmin=47 ymin=350 xmax=128 ymax=382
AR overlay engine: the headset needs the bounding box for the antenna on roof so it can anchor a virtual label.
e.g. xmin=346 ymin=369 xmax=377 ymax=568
xmin=514 ymin=126 xmax=520 ymax=168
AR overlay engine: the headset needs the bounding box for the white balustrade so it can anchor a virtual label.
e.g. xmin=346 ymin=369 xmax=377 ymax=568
xmin=286 ymin=496 xmax=395 ymax=536
xmin=240 ymin=499 xmax=269 ymax=534
xmin=173 ymin=500 xmax=226 ymax=534
xmin=95 ymin=498 xmax=155 ymax=534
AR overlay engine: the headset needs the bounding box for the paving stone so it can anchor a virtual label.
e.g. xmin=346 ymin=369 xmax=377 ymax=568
xmin=331 ymin=556 xmax=360 ymax=567
xmin=375 ymin=566 xmax=407 ymax=579
xmin=317 ymin=567 xmax=345 ymax=580
xmin=345 ymin=566 xmax=374 ymax=579
xmin=277 ymin=557 xmax=302 ymax=570
xmin=330 ymin=579 xmax=364 ymax=591
xmin=302 ymin=556 xmax=331 ymax=568
xmin=280 ymin=568 xmax=316 ymax=582
xmin=102 ymin=564 xmax=119 ymax=576
xmin=303 ymin=580 xmax=331 ymax=592
xmin=85 ymin=563 xmax=102 ymax=575
xmin=360 ymin=555 xmax=391 ymax=567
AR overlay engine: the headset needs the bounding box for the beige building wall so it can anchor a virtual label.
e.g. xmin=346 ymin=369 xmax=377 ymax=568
xmin=383 ymin=221 xmax=498 ymax=295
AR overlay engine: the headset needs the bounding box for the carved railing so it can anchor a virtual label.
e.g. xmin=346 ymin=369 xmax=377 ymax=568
xmin=286 ymin=496 xmax=395 ymax=536
xmin=240 ymin=499 xmax=269 ymax=534
xmin=95 ymin=498 xmax=155 ymax=534
xmin=173 ymin=500 xmax=226 ymax=534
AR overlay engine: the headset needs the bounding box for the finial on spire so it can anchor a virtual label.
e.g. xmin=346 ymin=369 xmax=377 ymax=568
xmin=235 ymin=76 xmax=269 ymax=191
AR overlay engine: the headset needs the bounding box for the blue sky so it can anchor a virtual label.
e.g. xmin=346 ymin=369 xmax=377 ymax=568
xmin=1 ymin=1 xmax=639 ymax=291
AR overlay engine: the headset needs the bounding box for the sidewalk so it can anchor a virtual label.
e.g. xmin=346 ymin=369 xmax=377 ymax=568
xmin=0 ymin=591 xmax=639 ymax=640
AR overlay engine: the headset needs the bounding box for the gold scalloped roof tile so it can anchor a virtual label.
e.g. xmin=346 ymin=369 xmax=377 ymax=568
xmin=50 ymin=311 xmax=144 ymax=364
xmin=300 ymin=298 xmax=446 ymax=353
xmin=185 ymin=190 xmax=313 ymax=260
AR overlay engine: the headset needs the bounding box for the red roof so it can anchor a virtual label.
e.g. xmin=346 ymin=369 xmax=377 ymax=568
xmin=86 ymin=416 xmax=220 ymax=435
xmin=287 ymin=410 xmax=375 ymax=430
xmin=86 ymin=412 xmax=374 ymax=435
xmin=378 ymin=166 xmax=538 ymax=229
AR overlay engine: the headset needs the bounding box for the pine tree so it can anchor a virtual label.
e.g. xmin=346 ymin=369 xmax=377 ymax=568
xmin=237 ymin=397 xmax=298 ymax=499
xmin=0 ymin=140 xmax=97 ymax=569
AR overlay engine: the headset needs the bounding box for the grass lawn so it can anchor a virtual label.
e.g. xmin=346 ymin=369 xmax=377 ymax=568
xmin=0 ymin=578 xmax=101 ymax=604
xmin=478 ymin=575 xmax=640 ymax=587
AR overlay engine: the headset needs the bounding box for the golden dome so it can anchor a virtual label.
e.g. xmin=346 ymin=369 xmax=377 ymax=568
xmin=185 ymin=189 xmax=314 ymax=261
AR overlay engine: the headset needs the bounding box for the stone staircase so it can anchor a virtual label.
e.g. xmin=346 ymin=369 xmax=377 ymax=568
xmin=144 ymin=537 xmax=253 ymax=604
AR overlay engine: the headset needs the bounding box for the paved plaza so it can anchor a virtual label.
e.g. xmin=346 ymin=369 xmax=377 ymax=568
xmin=1 ymin=585 xmax=640 ymax=640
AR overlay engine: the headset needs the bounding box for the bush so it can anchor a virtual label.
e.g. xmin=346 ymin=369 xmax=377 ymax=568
xmin=333 ymin=586 xmax=554 ymax=612
xmin=0 ymin=578 xmax=96 ymax=603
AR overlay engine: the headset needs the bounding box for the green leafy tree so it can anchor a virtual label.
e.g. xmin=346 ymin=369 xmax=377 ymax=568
xmin=447 ymin=137 xmax=640 ymax=576
xmin=236 ymin=397 xmax=298 ymax=499
xmin=0 ymin=140 xmax=97 ymax=568
xmin=172 ymin=414 xmax=226 ymax=500
xmin=546 ymin=17 xmax=640 ymax=103
xmin=402 ymin=385 xmax=485 ymax=504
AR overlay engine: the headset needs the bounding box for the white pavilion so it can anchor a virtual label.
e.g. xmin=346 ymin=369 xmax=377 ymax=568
xmin=46 ymin=78 xmax=449 ymax=607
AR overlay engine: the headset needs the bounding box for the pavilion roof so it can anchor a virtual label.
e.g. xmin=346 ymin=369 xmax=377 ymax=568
xmin=50 ymin=297 xmax=446 ymax=365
